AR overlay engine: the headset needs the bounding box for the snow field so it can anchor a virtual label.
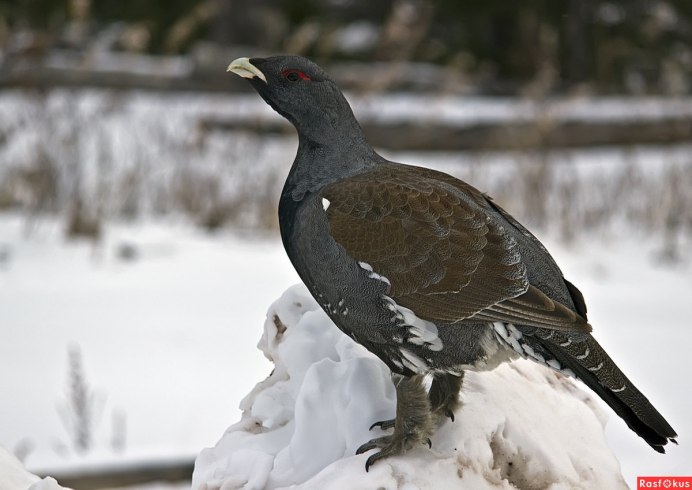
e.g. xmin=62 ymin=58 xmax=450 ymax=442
xmin=1 ymin=216 xmax=690 ymax=487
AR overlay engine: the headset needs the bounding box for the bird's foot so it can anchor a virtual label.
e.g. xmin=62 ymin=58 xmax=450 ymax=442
xmin=357 ymin=374 xmax=434 ymax=471
xmin=356 ymin=431 xmax=432 ymax=471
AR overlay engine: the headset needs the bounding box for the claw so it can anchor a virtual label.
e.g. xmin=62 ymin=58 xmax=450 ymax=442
xmin=359 ymin=438 xmax=395 ymax=472
xmin=356 ymin=436 xmax=386 ymax=455
xmin=356 ymin=441 xmax=375 ymax=455
xmin=369 ymin=419 xmax=395 ymax=431
xmin=426 ymin=438 xmax=432 ymax=448
xmin=357 ymin=436 xmax=391 ymax=471
xmin=446 ymin=409 xmax=455 ymax=422
xmin=365 ymin=453 xmax=381 ymax=472
xmin=365 ymin=448 xmax=395 ymax=472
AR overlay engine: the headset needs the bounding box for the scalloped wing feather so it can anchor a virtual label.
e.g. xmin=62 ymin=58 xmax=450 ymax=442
xmin=321 ymin=164 xmax=591 ymax=333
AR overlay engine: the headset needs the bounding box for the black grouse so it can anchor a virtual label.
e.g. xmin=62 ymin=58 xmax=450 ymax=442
xmin=227 ymin=55 xmax=677 ymax=471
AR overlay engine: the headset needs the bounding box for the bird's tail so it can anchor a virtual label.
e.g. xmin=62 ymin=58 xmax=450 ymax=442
xmin=521 ymin=328 xmax=678 ymax=452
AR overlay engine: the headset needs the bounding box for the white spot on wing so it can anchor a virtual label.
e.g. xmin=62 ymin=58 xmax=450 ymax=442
xmin=506 ymin=324 xmax=523 ymax=341
xmin=399 ymin=348 xmax=428 ymax=373
xmin=522 ymin=343 xmax=545 ymax=363
xmin=384 ymin=295 xmax=443 ymax=351
xmin=358 ymin=262 xmax=392 ymax=287
xmin=493 ymin=322 xmax=576 ymax=378
xmin=493 ymin=322 xmax=508 ymax=338
xmin=576 ymin=347 xmax=590 ymax=360
xmin=369 ymin=271 xmax=390 ymax=285
xmin=494 ymin=322 xmax=523 ymax=353
xmin=322 ymin=198 xmax=330 ymax=211
xmin=587 ymin=361 xmax=603 ymax=372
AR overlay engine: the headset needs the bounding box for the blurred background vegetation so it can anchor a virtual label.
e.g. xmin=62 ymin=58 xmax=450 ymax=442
xmin=0 ymin=0 xmax=690 ymax=258
xmin=1 ymin=0 xmax=691 ymax=94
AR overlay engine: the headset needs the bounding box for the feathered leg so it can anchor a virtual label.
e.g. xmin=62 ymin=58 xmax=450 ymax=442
xmin=368 ymin=372 xmax=464 ymax=431
xmin=356 ymin=374 xmax=434 ymax=471
xmin=429 ymin=372 xmax=464 ymax=422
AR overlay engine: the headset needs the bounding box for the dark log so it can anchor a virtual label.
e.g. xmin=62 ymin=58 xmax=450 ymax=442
xmin=35 ymin=458 xmax=193 ymax=490
xmin=199 ymin=116 xmax=692 ymax=151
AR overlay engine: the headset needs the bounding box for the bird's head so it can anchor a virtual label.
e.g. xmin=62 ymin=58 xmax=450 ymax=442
xmin=227 ymin=55 xmax=364 ymax=146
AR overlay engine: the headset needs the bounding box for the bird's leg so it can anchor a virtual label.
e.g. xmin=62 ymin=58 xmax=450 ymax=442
xmin=356 ymin=374 xmax=434 ymax=471
xmin=428 ymin=372 xmax=464 ymax=423
xmin=368 ymin=372 xmax=464 ymax=432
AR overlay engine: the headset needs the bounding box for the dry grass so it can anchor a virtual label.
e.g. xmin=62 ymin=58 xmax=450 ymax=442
xmin=0 ymin=90 xmax=689 ymax=258
xmin=443 ymin=149 xmax=692 ymax=259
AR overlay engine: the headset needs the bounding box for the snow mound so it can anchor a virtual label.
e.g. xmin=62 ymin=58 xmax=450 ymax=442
xmin=0 ymin=446 xmax=71 ymax=490
xmin=193 ymin=284 xmax=627 ymax=490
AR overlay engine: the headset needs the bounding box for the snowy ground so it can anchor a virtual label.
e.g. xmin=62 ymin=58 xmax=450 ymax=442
xmin=0 ymin=214 xmax=299 ymax=473
xmin=1 ymin=213 xmax=691 ymax=488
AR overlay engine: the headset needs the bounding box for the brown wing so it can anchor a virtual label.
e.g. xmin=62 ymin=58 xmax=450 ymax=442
xmin=321 ymin=164 xmax=590 ymax=333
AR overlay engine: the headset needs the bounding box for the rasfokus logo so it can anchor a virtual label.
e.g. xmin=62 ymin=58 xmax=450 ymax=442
xmin=638 ymin=477 xmax=692 ymax=488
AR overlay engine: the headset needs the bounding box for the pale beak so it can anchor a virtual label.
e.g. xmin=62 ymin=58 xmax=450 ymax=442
xmin=227 ymin=57 xmax=267 ymax=83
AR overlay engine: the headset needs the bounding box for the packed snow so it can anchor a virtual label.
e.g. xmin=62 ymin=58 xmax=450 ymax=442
xmin=0 ymin=446 xmax=69 ymax=490
xmin=193 ymin=285 xmax=629 ymax=490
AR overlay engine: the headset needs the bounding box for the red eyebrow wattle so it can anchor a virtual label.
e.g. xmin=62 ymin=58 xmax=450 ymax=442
xmin=281 ymin=69 xmax=311 ymax=80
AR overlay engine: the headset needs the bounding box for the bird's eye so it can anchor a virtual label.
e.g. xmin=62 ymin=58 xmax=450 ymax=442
xmin=282 ymin=69 xmax=310 ymax=82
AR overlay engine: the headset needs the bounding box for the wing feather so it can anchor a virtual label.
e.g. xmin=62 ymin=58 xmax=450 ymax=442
xmin=321 ymin=164 xmax=590 ymax=333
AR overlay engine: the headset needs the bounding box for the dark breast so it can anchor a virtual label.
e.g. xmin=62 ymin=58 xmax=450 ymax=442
xmin=279 ymin=191 xmax=391 ymax=337
xmin=278 ymin=192 xmax=494 ymax=375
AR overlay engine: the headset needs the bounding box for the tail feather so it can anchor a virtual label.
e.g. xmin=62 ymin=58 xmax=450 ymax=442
xmin=525 ymin=328 xmax=677 ymax=452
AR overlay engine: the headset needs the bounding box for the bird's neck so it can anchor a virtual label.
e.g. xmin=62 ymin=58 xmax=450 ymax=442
xmin=289 ymin=83 xmax=369 ymax=146
xmin=282 ymin=118 xmax=381 ymax=201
